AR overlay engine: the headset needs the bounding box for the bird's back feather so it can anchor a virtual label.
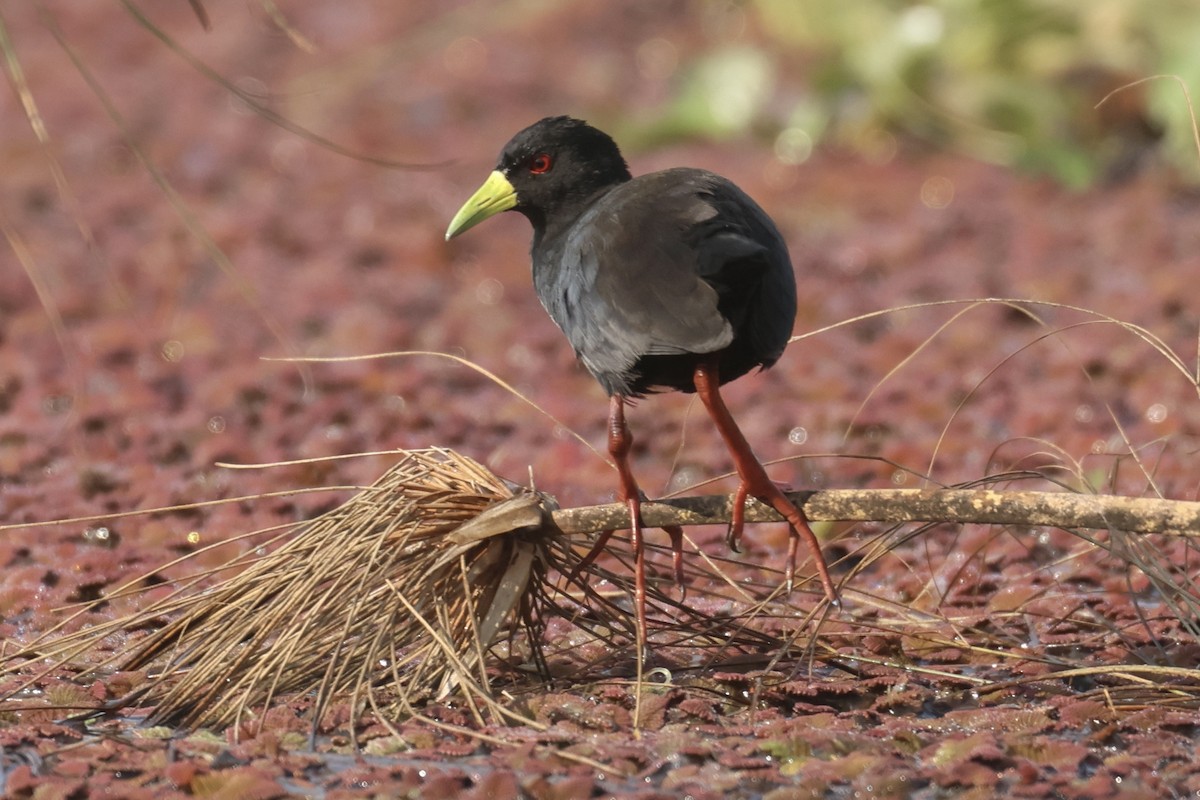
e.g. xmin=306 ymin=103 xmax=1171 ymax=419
xmin=533 ymin=168 xmax=796 ymax=396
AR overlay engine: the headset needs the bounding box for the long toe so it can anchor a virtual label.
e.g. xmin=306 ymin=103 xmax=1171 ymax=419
xmin=763 ymin=489 xmax=839 ymax=603
xmin=665 ymin=523 xmax=686 ymax=594
xmin=725 ymin=482 xmax=750 ymax=553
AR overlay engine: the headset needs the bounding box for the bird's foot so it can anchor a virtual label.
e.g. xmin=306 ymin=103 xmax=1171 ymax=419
xmin=622 ymin=487 xmax=687 ymax=595
xmin=569 ymin=492 xmax=686 ymax=604
xmin=727 ymin=477 xmax=838 ymax=605
xmin=761 ymin=487 xmax=838 ymax=605
xmin=724 ymin=479 xmax=801 ymax=553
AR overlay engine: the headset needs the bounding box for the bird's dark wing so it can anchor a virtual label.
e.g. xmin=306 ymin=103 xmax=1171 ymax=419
xmin=682 ymin=171 xmax=797 ymax=372
xmin=534 ymin=168 xmax=791 ymax=395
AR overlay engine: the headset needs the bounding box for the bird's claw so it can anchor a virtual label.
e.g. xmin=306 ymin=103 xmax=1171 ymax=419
xmin=725 ymin=483 xmax=750 ymax=553
xmin=665 ymin=523 xmax=686 ymax=596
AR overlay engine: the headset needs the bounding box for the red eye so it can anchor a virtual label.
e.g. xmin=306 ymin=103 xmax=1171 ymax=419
xmin=529 ymin=153 xmax=553 ymax=174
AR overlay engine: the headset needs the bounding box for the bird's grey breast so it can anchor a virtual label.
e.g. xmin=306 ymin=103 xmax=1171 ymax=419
xmin=534 ymin=214 xmax=627 ymax=359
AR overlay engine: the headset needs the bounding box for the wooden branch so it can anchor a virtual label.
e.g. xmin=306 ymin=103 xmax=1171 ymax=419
xmin=546 ymin=489 xmax=1200 ymax=536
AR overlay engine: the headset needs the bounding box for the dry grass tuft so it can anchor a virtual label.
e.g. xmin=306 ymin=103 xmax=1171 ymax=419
xmin=122 ymin=448 xmax=542 ymax=731
xmin=3 ymin=449 xmax=556 ymax=732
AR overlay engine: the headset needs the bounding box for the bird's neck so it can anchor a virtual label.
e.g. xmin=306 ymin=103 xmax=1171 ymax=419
xmin=526 ymin=178 xmax=628 ymax=249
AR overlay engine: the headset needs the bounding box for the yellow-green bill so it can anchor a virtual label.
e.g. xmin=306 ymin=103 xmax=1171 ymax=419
xmin=445 ymin=170 xmax=518 ymax=240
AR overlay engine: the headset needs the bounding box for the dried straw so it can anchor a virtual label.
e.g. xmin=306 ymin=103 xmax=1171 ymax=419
xmin=127 ymin=447 xmax=555 ymax=731
xmin=2 ymin=449 xmax=554 ymax=732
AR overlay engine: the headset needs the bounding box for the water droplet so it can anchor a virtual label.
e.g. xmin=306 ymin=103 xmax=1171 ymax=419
xmin=1146 ymin=403 xmax=1168 ymax=423
xmin=207 ymin=415 xmax=226 ymax=433
xmin=920 ymin=175 xmax=954 ymax=209
xmin=506 ymin=343 xmax=534 ymax=368
xmin=187 ymin=531 xmax=201 ymax=544
xmin=668 ymin=467 xmax=702 ymax=493
xmin=1074 ymin=404 xmax=1093 ymax=423
xmin=837 ymin=247 xmax=867 ymax=277
xmin=475 ymin=278 xmax=504 ymax=305
xmin=774 ymin=127 xmax=813 ymax=166
xmin=788 ymin=426 xmax=808 ymax=445
xmin=83 ymin=526 xmax=110 ymax=543
xmin=891 ymin=470 xmax=909 ymax=486
xmin=161 ymin=340 xmax=185 ymax=362
xmin=42 ymin=394 xmax=73 ymax=415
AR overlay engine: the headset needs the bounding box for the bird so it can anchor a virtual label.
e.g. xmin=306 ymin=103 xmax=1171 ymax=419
xmin=445 ymin=116 xmax=838 ymax=638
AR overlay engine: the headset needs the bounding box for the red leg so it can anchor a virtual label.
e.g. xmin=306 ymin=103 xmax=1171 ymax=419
xmin=606 ymin=395 xmax=648 ymax=649
xmin=608 ymin=398 xmax=687 ymax=585
xmin=566 ymin=528 xmax=617 ymax=580
xmin=571 ymin=397 xmax=690 ymax=641
xmin=693 ymin=358 xmax=838 ymax=603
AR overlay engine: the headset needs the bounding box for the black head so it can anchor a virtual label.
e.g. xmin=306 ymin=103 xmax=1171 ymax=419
xmin=445 ymin=117 xmax=632 ymax=240
xmin=496 ymin=117 xmax=631 ymax=216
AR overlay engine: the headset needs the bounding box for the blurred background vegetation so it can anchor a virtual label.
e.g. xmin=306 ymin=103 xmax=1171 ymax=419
xmin=640 ymin=0 xmax=1200 ymax=186
xmin=8 ymin=1 xmax=1197 ymax=189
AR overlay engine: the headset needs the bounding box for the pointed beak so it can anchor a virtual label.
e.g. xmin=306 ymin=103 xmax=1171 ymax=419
xmin=445 ymin=170 xmax=519 ymax=240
